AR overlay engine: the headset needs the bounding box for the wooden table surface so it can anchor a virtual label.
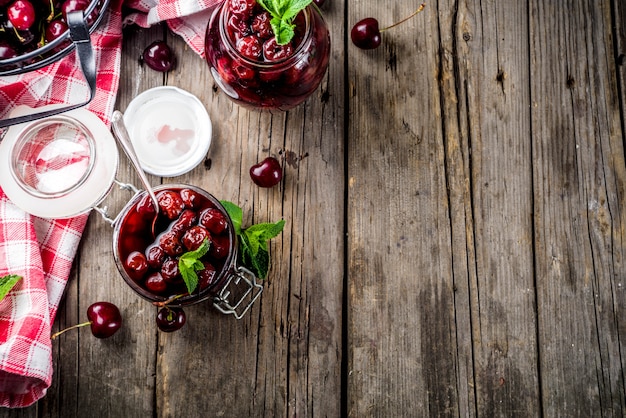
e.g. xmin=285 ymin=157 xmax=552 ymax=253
xmin=5 ymin=0 xmax=626 ymax=416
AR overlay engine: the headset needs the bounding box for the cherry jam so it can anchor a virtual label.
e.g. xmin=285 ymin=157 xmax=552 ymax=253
xmin=114 ymin=185 xmax=235 ymax=305
xmin=204 ymin=0 xmax=331 ymax=110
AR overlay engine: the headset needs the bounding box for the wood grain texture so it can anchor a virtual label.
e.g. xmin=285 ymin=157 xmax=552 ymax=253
xmin=3 ymin=0 xmax=626 ymax=417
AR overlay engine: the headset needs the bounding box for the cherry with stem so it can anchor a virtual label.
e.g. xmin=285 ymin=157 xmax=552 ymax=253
xmin=351 ymin=3 xmax=426 ymax=50
xmin=51 ymin=302 xmax=122 ymax=340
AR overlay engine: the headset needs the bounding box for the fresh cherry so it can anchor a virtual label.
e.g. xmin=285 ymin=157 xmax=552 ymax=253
xmin=0 ymin=40 xmax=17 ymax=59
xmin=51 ymin=302 xmax=123 ymax=340
xmin=351 ymin=3 xmax=426 ymax=50
xmin=44 ymin=18 xmax=69 ymax=43
xmin=156 ymin=306 xmax=186 ymax=332
xmin=312 ymin=0 xmax=326 ymax=7
xmin=87 ymin=302 xmax=123 ymax=338
xmin=7 ymin=0 xmax=36 ymax=31
xmin=250 ymin=156 xmax=283 ymax=188
xmin=141 ymin=40 xmax=176 ymax=72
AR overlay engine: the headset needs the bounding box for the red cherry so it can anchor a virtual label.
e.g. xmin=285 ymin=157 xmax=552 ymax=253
xmin=251 ymin=11 xmax=272 ymax=39
xmin=45 ymin=19 xmax=69 ymax=43
xmin=250 ymin=156 xmax=283 ymax=188
xmin=180 ymin=188 xmax=201 ymax=209
xmin=156 ymin=307 xmax=186 ymax=332
xmin=86 ymin=302 xmax=123 ymax=339
xmin=125 ymin=251 xmax=149 ymax=280
xmin=351 ymin=18 xmax=381 ymax=50
xmin=237 ymin=35 xmax=262 ymax=60
xmin=351 ymin=4 xmax=426 ymax=50
xmin=160 ymin=258 xmax=183 ymax=284
xmin=157 ymin=190 xmax=185 ymax=220
xmin=7 ymin=0 xmax=36 ymax=31
xmin=181 ymin=225 xmax=211 ymax=251
xmin=198 ymin=262 xmax=217 ymax=289
xmin=228 ymin=0 xmax=255 ymax=17
xmin=142 ymin=40 xmax=176 ymax=72
xmin=145 ymin=272 xmax=168 ymax=294
xmin=199 ymin=208 xmax=228 ymax=235
xmin=312 ymin=0 xmax=326 ymax=7
xmin=145 ymin=245 xmax=166 ymax=269
xmin=262 ymin=38 xmax=294 ymax=62
xmin=0 ymin=40 xmax=18 ymax=59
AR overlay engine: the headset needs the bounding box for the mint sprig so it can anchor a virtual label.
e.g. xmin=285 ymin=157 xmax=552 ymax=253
xmin=220 ymin=201 xmax=285 ymax=279
xmin=0 ymin=275 xmax=22 ymax=302
xmin=256 ymin=0 xmax=313 ymax=45
xmin=178 ymin=239 xmax=210 ymax=294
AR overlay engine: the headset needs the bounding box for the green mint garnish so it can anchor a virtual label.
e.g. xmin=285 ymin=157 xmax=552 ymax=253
xmin=178 ymin=239 xmax=210 ymax=294
xmin=0 ymin=275 xmax=22 ymax=302
xmin=220 ymin=201 xmax=285 ymax=279
xmin=256 ymin=0 xmax=313 ymax=45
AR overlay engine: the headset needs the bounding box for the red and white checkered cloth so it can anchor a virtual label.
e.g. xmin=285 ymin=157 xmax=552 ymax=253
xmin=0 ymin=0 xmax=219 ymax=408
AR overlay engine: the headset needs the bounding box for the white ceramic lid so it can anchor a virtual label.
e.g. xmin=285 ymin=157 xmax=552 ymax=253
xmin=0 ymin=106 xmax=119 ymax=219
xmin=122 ymin=86 xmax=212 ymax=177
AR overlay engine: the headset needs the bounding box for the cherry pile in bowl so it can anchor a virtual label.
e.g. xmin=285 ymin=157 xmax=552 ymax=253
xmin=115 ymin=186 xmax=235 ymax=305
xmin=0 ymin=0 xmax=100 ymax=62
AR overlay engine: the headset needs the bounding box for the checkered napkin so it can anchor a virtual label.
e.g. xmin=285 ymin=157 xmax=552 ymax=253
xmin=125 ymin=0 xmax=221 ymax=56
xmin=0 ymin=0 xmax=218 ymax=408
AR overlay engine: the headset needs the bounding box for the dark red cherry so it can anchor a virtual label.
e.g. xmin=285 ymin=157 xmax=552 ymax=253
xmin=156 ymin=307 xmax=186 ymax=332
xmin=145 ymin=272 xmax=168 ymax=294
xmin=142 ymin=40 xmax=176 ymax=72
xmin=125 ymin=251 xmax=149 ymax=280
xmin=86 ymin=302 xmax=123 ymax=339
xmin=198 ymin=262 xmax=217 ymax=289
xmin=7 ymin=0 xmax=36 ymax=31
xmin=180 ymin=188 xmax=201 ymax=209
xmin=45 ymin=19 xmax=68 ymax=43
xmin=181 ymin=225 xmax=211 ymax=251
xmin=237 ymin=35 xmax=262 ymax=60
xmin=250 ymin=156 xmax=283 ymax=188
xmin=228 ymin=0 xmax=255 ymax=17
xmin=352 ymin=5 xmax=426 ymax=50
xmin=351 ymin=18 xmax=381 ymax=50
xmin=251 ymin=11 xmax=272 ymax=39
xmin=0 ymin=40 xmax=18 ymax=59
xmin=263 ymin=38 xmax=294 ymax=62
xmin=312 ymin=0 xmax=326 ymax=6
xmin=199 ymin=208 xmax=228 ymax=235
xmin=157 ymin=190 xmax=184 ymax=220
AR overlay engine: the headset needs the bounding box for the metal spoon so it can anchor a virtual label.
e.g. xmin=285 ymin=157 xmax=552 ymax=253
xmin=111 ymin=110 xmax=160 ymax=236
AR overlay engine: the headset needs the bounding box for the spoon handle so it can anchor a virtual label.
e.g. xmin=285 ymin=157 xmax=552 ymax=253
xmin=111 ymin=110 xmax=160 ymax=213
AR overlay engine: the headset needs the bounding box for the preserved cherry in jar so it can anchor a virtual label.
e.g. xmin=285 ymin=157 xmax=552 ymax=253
xmin=204 ymin=0 xmax=330 ymax=110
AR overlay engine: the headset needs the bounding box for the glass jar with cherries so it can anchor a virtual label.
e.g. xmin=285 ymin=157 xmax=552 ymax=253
xmin=205 ymin=0 xmax=330 ymax=110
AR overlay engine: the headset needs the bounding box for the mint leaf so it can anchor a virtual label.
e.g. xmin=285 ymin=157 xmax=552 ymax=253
xmin=219 ymin=201 xmax=285 ymax=279
xmin=253 ymin=248 xmax=270 ymax=279
xmin=220 ymin=200 xmax=243 ymax=235
xmin=0 ymin=275 xmax=22 ymax=302
xmin=178 ymin=240 xmax=210 ymax=294
xmin=243 ymin=220 xmax=286 ymax=255
xmin=257 ymin=0 xmax=312 ymax=45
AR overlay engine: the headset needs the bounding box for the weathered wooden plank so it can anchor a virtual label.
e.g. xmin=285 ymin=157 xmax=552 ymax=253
xmin=530 ymin=0 xmax=626 ymax=415
xmin=148 ymin=5 xmax=345 ymax=417
xmin=346 ymin=1 xmax=462 ymax=416
xmin=454 ymin=1 xmax=540 ymax=416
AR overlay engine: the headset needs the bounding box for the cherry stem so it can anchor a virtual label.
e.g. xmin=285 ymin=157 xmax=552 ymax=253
xmin=152 ymin=293 xmax=187 ymax=308
xmin=50 ymin=321 xmax=91 ymax=340
xmin=380 ymin=3 xmax=426 ymax=32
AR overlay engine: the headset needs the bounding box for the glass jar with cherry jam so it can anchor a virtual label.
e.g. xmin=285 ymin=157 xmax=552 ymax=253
xmin=204 ymin=0 xmax=330 ymax=110
xmin=113 ymin=184 xmax=262 ymax=318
